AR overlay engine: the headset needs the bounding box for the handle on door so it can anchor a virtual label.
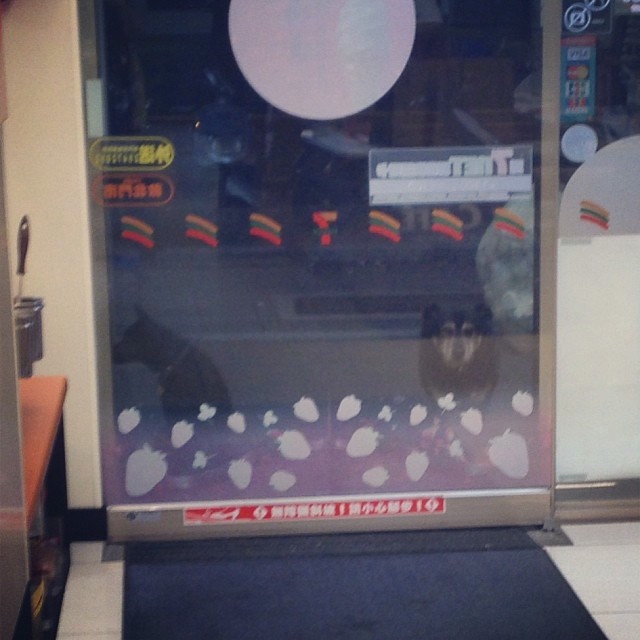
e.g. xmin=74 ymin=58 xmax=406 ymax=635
xmin=17 ymin=215 xmax=29 ymax=277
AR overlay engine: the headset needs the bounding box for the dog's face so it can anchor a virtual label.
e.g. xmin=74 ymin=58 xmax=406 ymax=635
xmin=435 ymin=317 xmax=483 ymax=370
xmin=421 ymin=304 xmax=492 ymax=371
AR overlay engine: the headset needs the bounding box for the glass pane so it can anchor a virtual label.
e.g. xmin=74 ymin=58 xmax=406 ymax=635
xmin=90 ymin=0 xmax=547 ymax=508
xmin=557 ymin=4 xmax=640 ymax=483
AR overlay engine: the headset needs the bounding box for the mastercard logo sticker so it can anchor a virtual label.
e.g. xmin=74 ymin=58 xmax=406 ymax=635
xmin=567 ymin=65 xmax=589 ymax=81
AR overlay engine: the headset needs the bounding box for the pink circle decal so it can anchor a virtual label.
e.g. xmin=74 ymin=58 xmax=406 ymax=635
xmin=229 ymin=0 xmax=416 ymax=120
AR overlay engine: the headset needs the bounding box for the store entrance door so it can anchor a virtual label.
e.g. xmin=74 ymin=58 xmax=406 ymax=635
xmin=80 ymin=0 xmax=558 ymax=539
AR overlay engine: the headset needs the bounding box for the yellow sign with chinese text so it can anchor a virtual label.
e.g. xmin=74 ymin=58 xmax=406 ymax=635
xmin=89 ymin=136 xmax=175 ymax=171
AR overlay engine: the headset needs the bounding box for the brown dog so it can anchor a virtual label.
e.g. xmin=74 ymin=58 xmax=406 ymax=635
xmin=419 ymin=303 xmax=498 ymax=405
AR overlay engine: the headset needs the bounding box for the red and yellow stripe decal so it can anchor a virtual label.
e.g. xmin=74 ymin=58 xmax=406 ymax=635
xmin=121 ymin=215 xmax=155 ymax=249
xmin=250 ymin=213 xmax=282 ymax=246
xmin=579 ymin=200 xmax=609 ymax=230
xmin=369 ymin=209 xmax=401 ymax=243
xmin=185 ymin=214 xmax=219 ymax=247
xmin=431 ymin=209 xmax=463 ymax=242
xmin=494 ymin=207 xmax=526 ymax=239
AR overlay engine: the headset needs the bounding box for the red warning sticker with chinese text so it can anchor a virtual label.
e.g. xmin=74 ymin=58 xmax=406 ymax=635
xmin=184 ymin=496 xmax=445 ymax=526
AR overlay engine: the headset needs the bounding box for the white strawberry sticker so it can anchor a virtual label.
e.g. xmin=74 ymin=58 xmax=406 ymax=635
xmin=337 ymin=395 xmax=362 ymax=421
xmin=488 ymin=429 xmax=529 ymax=479
xmin=228 ymin=458 xmax=253 ymax=490
xmin=362 ymin=466 xmax=390 ymax=487
xmin=346 ymin=426 xmax=381 ymax=458
xmin=227 ymin=412 xmax=247 ymax=434
xmin=277 ymin=430 xmax=311 ymax=460
xmin=269 ymin=470 xmax=297 ymax=492
xmin=405 ymin=450 xmax=429 ymax=481
xmin=263 ymin=410 xmax=278 ymax=427
xmin=460 ymin=408 xmax=483 ymax=435
xmin=512 ymin=391 xmax=534 ymax=417
xmin=192 ymin=451 xmax=208 ymax=469
xmin=449 ymin=439 xmax=464 ymax=459
xmin=409 ymin=404 xmax=428 ymax=426
xmin=198 ymin=403 xmax=217 ymax=421
xmin=293 ymin=397 xmax=319 ymax=423
xmin=171 ymin=421 xmax=194 ymax=448
xmin=438 ymin=393 xmax=456 ymax=412
xmin=125 ymin=444 xmax=167 ymax=496
xmin=117 ymin=407 xmax=141 ymax=434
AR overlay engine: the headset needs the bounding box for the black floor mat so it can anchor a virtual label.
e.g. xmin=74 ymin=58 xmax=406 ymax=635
xmin=125 ymin=526 xmax=539 ymax=564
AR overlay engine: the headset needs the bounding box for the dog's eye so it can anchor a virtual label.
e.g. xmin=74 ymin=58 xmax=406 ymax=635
xmin=461 ymin=323 xmax=475 ymax=338
xmin=441 ymin=322 xmax=456 ymax=338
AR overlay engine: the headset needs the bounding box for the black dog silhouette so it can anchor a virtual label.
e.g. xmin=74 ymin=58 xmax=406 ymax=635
xmin=112 ymin=309 xmax=232 ymax=417
xmin=419 ymin=303 xmax=498 ymax=405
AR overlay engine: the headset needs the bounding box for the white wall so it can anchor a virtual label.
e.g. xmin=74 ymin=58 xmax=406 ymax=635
xmin=1 ymin=0 xmax=101 ymax=507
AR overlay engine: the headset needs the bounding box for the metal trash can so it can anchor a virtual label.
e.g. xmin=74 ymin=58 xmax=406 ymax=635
xmin=13 ymin=216 xmax=44 ymax=378
xmin=14 ymin=296 xmax=44 ymax=378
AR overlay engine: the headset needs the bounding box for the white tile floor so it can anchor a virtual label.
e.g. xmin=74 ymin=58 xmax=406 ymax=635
xmin=55 ymin=521 xmax=640 ymax=640
xmin=546 ymin=522 xmax=640 ymax=640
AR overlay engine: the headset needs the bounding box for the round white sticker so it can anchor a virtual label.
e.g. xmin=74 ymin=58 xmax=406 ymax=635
xmin=229 ymin=0 xmax=416 ymax=120
xmin=561 ymin=124 xmax=598 ymax=163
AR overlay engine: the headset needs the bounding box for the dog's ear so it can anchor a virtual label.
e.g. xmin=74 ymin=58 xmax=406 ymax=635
xmin=421 ymin=304 xmax=442 ymax=338
xmin=472 ymin=303 xmax=493 ymax=335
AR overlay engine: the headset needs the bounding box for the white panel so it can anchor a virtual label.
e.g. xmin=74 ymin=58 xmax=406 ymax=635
xmin=557 ymin=235 xmax=640 ymax=480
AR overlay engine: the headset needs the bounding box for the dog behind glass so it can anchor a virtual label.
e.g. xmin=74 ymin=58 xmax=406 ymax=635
xmin=419 ymin=302 xmax=498 ymax=405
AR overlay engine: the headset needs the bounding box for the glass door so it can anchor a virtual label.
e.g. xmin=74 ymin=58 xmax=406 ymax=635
xmin=82 ymin=0 xmax=555 ymax=538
